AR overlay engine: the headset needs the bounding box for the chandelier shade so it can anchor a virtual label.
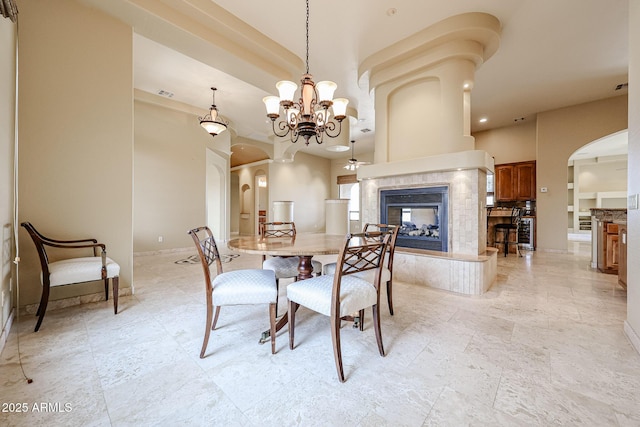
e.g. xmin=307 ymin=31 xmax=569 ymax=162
xmin=263 ymin=0 xmax=348 ymax=146
xmin=199 ymin=87 xmax=228 ymax=137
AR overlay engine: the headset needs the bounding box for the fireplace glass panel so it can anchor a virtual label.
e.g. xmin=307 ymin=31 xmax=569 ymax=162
xmin=380 ymin=186 xmax=448 ymax=251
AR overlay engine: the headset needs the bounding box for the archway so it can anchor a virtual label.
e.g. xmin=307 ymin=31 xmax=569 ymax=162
xmin=567 ymin=130 xmax=628 ymax=241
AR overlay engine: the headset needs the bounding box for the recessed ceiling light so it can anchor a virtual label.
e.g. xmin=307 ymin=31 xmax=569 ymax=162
xmin=479 ymin=118 xmax=488 ymax=123
xmin=386 ymin=8 xmax=397 ymax=16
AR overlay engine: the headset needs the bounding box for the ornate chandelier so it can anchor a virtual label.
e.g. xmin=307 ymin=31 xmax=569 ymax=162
xmin=199 ymin=87 xmax=228 ymax=137
xmin=263 ymin=0 xmax=348 ymax=146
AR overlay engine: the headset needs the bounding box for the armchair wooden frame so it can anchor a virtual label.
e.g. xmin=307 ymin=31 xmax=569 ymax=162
xmin=21 ymin=222 xmax=119 ymax=332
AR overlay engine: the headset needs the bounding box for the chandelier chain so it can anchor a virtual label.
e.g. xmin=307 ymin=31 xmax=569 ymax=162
xmin=263 ymin=0 xmax=347 ymax=145
xmin=305 ymin=0 xmax=310 ymax=74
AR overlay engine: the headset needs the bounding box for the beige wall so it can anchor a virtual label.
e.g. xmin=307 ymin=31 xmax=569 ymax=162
xmin=474 ymin=120 xmax=537 ymax=164
xmin=269 ymin=151 xmax=331 ymax=233
xmin=134 ymin=100 xmax=210 ymax=252
xmin=17 ymin=0 xmax=133 ymax=305
xmin=0 ymin=17 xmax=16 ymax=340
xmin=625 ymin=0 xmax=640 ymax=350
xmin=536 ymin=95 xmax=627 ymax=252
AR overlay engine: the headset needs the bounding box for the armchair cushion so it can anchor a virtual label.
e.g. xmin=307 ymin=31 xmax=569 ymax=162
xmin=48 ymin=256 xmax=120 ymax=287
xmin=212 ymin=269 xmax=277 ymax=306
xmin=287 ymin=274 xmax=376 ymax=317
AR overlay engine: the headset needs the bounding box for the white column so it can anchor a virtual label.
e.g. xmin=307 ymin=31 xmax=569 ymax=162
xmin=325 ymin=199 xmax=349 ymax=235
xmin=273 ymin=200 xmax=294 ymax=222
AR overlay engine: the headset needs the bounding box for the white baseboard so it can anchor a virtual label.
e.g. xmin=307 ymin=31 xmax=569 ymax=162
xmin=0 ymin=308 xmax=15 ymax=355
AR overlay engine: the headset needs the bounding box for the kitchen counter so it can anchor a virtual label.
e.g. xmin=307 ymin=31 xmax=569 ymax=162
xmin=589 ymin=209 xmax=627 ymax=270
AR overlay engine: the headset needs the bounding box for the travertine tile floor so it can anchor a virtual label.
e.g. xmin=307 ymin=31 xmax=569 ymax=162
xmin=1 ymin=242 xmax=639 ymax=426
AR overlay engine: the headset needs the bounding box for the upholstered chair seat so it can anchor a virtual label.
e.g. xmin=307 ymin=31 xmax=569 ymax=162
xmin=48 ymin=257 xmax=120 ymax=287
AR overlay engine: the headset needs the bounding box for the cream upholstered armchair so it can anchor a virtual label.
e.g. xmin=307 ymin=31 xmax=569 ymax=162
xmin=21 ymin=222 xmax=120 ymax=332
xmin=287 ymin=231 xmax=392 ymax=382
xmin=188 ymin=226 xmax=278 ymax=357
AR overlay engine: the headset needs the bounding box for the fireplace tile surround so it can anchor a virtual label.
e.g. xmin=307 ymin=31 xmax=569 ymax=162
xmin=358 ymin=150 xmax=498 ymax=295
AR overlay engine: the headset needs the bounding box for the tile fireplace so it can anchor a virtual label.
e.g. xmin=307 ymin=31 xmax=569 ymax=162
xmin=358 ymin=150 xmax=498 ymax=295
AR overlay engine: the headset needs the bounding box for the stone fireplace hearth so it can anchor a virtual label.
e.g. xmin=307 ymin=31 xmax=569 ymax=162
xmin=358 ymin=150 xmax=498 ymax=295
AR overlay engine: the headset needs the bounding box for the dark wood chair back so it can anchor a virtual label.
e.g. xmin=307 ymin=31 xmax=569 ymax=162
xmin=187 ymin=226 xmax=223 ymax=294
xmin=260 ymin=221 xmax=296 ymax=238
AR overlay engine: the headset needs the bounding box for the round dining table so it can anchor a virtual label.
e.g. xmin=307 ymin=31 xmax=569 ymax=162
xmin=227 ymin=232 xmax=347 ymax=280
xmin=227 ymin=232 xmax=347 ymax=343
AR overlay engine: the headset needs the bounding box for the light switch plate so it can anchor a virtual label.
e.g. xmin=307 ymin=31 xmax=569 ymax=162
xmin=629 ymin=194 xmax=639 ymax=210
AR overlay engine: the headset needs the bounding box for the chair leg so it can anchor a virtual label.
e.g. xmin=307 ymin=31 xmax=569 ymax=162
xmin=104 ymin=277 xmax=109 ymax=301
xmin=211 ymin=306 xmax=221 ymax=330
xmin=288 ymin=300 xmax=298 ymax=350
xmin=275 ymin=279 xmax=280 ymax=316
xmin=331 ymin=313 xmax=345 ymax=382
xmin=200 ymin=299 xmax=215 ymax=359
xmin=34 ymin=284 xmax=51 ymax=332
xmin=112 ymin=277 xmax=119 ymax=314
xmin=358 ymin=309 xmax=365 ymax=331
xmin=269 ymin=302 xmax=277 ymax=354
xmin=504 ymin=230 xmax=509 ymax=257
xmin=372 ymin=304 xmax=385 ymax=357
xmin=387 ymin=280 xmax=394 ymax=315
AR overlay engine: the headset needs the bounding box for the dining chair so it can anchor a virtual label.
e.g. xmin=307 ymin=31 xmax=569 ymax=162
xmin=188 ymin=226 xmax=278 ymax=357
xmin=260 ymin=221 xmax=322 ymax=312
xmin=287 ymin=231 xmax=391 ymax=382
xmin=21 ymin=222 xmax=120 ymax=332
xmin=323 ymin=224 xmax=399 ymax=318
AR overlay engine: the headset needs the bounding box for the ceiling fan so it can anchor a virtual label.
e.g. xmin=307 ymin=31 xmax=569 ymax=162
xmin=344 ymin=140 xmax=371 ymax=171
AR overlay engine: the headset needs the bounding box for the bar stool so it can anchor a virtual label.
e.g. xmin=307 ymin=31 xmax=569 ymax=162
xmin=494 ymin=207 xmax=522 ymax=257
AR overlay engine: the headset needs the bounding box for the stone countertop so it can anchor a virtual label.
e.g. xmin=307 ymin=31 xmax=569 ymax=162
xmin=590 ymin=208 xmax=627 ymax=222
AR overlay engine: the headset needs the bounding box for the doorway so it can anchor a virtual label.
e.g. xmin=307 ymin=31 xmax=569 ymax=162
xmin=255 ymin=171 xmax=268 ymax=235
xmin=566 ymin=130 xmax=628 ymax=241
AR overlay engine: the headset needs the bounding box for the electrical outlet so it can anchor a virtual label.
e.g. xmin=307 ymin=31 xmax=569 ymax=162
xmin=629 ymin=194 xmax=639 ymax=210
xmin=158 ymin=236 xmax=164 ymax=243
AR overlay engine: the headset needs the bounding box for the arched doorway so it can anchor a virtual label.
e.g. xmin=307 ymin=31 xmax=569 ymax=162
xmin=567 ymin=130 xmax=628 ymax=241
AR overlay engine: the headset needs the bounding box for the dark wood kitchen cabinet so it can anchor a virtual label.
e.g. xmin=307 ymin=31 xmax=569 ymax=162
xmin=495 ymin=161 xmax=536 ymax=201
xmin=597 ymin=221 xmax=619 ymax=275
xmin=618 ymin=223 xmax=627 ymax=288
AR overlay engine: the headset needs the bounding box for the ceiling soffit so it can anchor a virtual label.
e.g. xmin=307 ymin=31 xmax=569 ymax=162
xmin=80 ymin=0 xmax=303 ymax=89
xmin=359 ymin=12 xmax=501 ymax=90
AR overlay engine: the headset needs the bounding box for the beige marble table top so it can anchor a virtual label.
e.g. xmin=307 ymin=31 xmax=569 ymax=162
xmin=227 ymin=233 xmax=347 ymax=256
